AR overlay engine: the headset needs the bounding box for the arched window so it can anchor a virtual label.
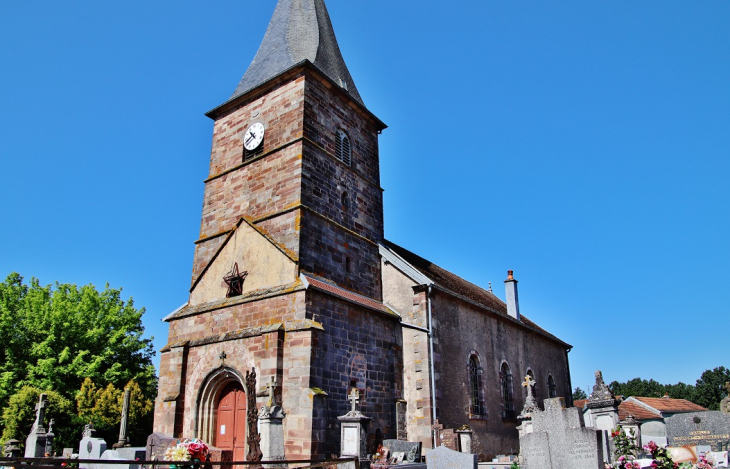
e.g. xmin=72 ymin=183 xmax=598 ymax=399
xmin=547 ymin=374 xmax=557 ymax=398
xmin=468 ymin=355 xmax=484 ymax=417
xmin=335 ymin=129 xmax=352 ymax=166
xmin=501 ymin=362 xmax=514 ymax=419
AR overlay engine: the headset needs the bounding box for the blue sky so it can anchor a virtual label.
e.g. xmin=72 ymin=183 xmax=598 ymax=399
xmin=1 ymin=1 xmax=728 ymax=395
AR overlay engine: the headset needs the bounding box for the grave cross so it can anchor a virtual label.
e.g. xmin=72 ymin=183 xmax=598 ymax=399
xmin=34 ymin=394 xmax=48 ymax=431
xmin=267 ymin=376 xmax=278 ymax=407
xmin=522 ymin=375 xmax=536 ymax=398
xmin=348 ymin=388 xmax=360 ymax=413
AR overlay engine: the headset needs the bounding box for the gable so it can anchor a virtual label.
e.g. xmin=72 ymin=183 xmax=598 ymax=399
xmin=189 ymin=218 xmax=297 ymax=306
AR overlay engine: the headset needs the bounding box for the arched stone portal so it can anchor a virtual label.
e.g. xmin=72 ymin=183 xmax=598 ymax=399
xmin=195 ymin=366 xmax=248 ymax=451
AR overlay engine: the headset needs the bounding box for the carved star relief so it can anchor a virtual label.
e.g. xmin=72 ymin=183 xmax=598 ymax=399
xmin=223 ymin=262 xmax=248 ymax=297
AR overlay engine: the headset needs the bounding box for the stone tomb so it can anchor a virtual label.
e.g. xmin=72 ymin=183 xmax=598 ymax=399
xmin=665 ymin=411 xmax=730 ymax=451
xmin=382 ymin=440 xmax=422 ymax=463
xmin=425 ymin=446 xmax=477 ymax=469
xmin=519 ymin=397 xmax=605 ymax=469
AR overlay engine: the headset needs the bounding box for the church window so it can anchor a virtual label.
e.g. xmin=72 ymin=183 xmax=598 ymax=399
xmin=468 ymin=355 xmax=485 ymax=417
xmin=547 ymin=374 xmax=557 ymax=398
xmin=345 ymin=256 xmax=352 ymax=273
xmin=501 ymin=362 xmax=515 ymax=419
xmin=341 ymin=191 xmax=350 ymax=210
xmin=335 ymin=129 xmax=351 ymax=166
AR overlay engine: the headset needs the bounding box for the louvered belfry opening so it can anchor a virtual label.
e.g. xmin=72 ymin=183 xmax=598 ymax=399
xmin=335 ymin=129 xmax=351 ymax=166
xmin=244 ymin=145 xmax=264 ymax=162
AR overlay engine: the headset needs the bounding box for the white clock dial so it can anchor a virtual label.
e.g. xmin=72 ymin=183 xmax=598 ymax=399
xmin=243 ymin=122 xmax=265 ymax=151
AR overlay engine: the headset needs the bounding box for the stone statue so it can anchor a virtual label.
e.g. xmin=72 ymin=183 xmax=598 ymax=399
xmin=589 ymin=370 xmax=615 ymax=402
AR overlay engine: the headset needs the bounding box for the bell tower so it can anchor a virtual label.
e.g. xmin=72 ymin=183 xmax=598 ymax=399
xmin=155 ymin=0 xmax=400 ymax=460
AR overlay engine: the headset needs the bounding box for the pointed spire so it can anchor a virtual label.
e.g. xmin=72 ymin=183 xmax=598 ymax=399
xmin=231 ymin=0 xmax=363 ymax=105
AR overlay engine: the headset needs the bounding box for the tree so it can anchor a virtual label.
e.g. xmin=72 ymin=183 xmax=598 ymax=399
xmin=0 ymin=273 xmax=157 ymax=447
xmin=1 ymin=387 xmax=75 ymax=451
xmin=572 ymin=387 xmax=587 ymax=401
xmin=693 ymin=366 xmax=730 ymax=411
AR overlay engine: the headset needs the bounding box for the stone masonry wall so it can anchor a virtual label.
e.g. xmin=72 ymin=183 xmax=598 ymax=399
xmin=192 ymin=76 xmax=306 ymax=285
xmin=431 ymin=292 xmax=571 ymax=459
xmin=306 ymin=291 xmax=402 ymax=458
xmin=166 ymin=291 xmax=306 ymax=344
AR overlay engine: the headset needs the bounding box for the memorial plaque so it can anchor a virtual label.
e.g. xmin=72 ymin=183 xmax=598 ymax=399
xmin=438 ymin=429 xmax=457 ymax=451
xmin=666 ymin=412 xmax=730 ymax=451
xmin=342 ymin=426 xmax=359 ymax=456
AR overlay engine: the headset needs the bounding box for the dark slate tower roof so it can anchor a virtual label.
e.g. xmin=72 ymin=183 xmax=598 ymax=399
xmin=231 ymin=0 xmax=364 ymax=105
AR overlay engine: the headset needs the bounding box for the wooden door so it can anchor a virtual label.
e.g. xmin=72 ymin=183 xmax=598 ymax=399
xmin=215 ymin=382 xmax=247 ymax=461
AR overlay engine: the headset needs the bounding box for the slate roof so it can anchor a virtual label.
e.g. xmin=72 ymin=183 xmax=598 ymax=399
xmin=382 ymin=239 xmax=571 ymax=348
xmin=230 ymin=0 xmax=363 ymax=106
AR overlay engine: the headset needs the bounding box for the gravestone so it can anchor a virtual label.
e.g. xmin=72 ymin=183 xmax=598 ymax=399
xmin=145 ymin=432 xmax=176 ymax=461
xmin=3 ymin=439 xmax=21 ymax=458
xmin=79 ymin=433 xmax=108 ymax=469
xmin=259 ymin=377 xmax=286 ymax=462
xmin=338 ymin=388 xmax=370 ymax=466
xmin=665 ymin=411 xmax=730 ymax=451
xmin=426 ymin=446 xmax=477 ymax=469
xmin=383 ymin=439 xmax=422 ymax=463
xmin=437 ymin=429 xmax=457 ymax=451
xmin=519 ymin=397 xmax=605 ymax=469
xmin=97 ymin=447 xmax=146 ymax=469
xmin=25 ymin=393 xmax=51 ymax=458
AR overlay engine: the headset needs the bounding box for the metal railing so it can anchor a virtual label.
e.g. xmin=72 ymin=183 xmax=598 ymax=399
xmin=0 ymin=456 xmax=360 ymax=469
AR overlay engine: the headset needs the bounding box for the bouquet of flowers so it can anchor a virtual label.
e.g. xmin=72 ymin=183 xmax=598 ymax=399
xmin=164 ymin=439 xmax=211 ymax=463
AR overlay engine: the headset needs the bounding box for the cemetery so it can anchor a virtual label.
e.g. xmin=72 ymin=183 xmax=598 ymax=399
xmin=1 ymin=1 xmax=728 ymax=469
xmin=2 ymin=368 xmax=728 ymax=469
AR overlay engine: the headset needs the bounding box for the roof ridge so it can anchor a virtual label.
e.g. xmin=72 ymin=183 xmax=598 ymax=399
xmin=230 ymin=0 xmax=363 ymax=105
xmin=383 ymin=238 xmax=505 ymax=304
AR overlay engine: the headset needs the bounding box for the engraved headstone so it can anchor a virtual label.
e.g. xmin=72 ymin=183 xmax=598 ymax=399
xmin=438 ymin=429 xmax=457 ymax=451
xmin=665 ymin=411 xmax=730 ymax=451
xmin=338 ymin=388 xmax=371 ymax=464
xmin=259 ymin=376 xmax=286 ymax=462
xmin=519 ymin=397 xmax=605 ymax=469
xmin=383 ymin=439 xmax=422 ymax=463
xmin=426 ymin=446 xmax=477 ymax=469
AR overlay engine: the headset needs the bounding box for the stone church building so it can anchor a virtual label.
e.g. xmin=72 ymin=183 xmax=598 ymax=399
xmin=154 ymin=0 xmax=573 ymax=460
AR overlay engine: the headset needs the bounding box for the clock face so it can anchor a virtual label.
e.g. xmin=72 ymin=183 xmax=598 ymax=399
xmin=243 ymin=122 xmax=265 ymax=151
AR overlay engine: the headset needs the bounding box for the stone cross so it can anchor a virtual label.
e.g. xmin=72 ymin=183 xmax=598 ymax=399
xmin=523 ymin=375 xmax=536 ymax=398
xmin=519 ymin=375 xmax=539 ymax=419
xmin=267 ymin=376 xmax=278 ymax=407
xmin=34 ymin=394 xmax=48 ymax=431
xmin=348 ymin=388 xmax=360 ymax=413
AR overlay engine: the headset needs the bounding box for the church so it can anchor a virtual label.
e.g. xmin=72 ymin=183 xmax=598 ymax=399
xmin=153 ymin=0 xmax=573 ymax=461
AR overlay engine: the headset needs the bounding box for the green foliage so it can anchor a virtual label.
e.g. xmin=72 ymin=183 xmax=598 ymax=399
xmin=609 ymin=425 xmax=639 ymax=468
xmin=572 ymin=387 xmax=587 ymax=401
xmin=693 ymin=366 xmax=730 ymax=411
xmin=0 ymin=273 xmax=157 ymax=448
xmin=1 ymin=386 xmax=76 ymax=452
xmin=608 ymin=366 xmax=729 ymax=411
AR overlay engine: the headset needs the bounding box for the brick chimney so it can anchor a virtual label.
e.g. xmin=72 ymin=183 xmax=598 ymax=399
xmin=504 ymin=270 xmax=520 ymax=320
